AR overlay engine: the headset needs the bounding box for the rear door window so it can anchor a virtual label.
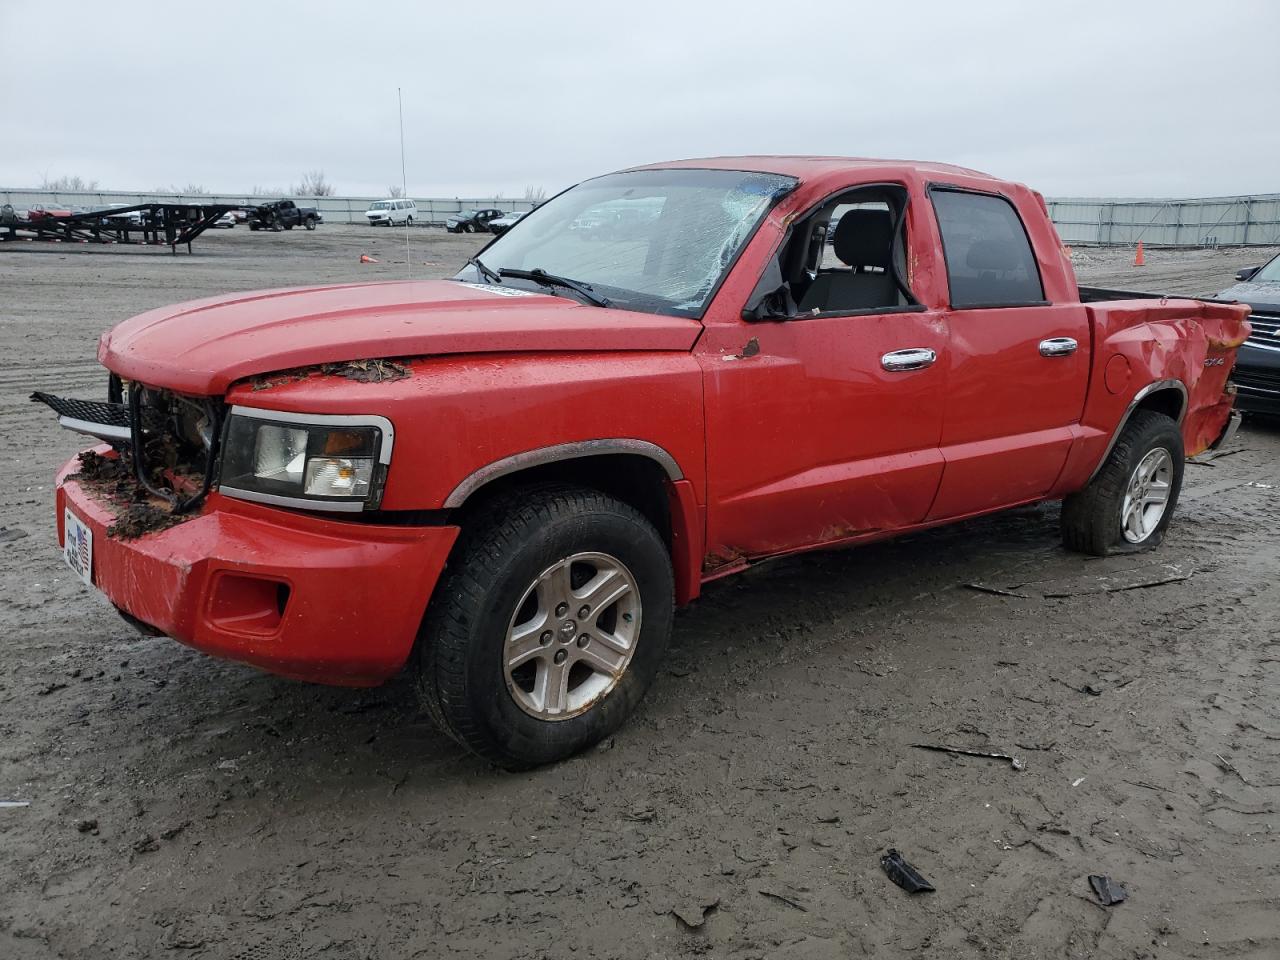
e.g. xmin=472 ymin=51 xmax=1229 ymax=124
xmin=931 ymin=189 xmax=1045 ymax=308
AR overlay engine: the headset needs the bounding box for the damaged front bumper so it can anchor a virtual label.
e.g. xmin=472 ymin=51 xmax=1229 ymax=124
xmin=57 ymin=450 xmax=459 ymax=686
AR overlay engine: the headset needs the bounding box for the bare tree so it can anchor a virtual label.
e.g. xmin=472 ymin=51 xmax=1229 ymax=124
xmin=250 ymin=185 xmax=286 ymax=198
xmin=388 ymin=185 xmax=405 ymax=198
xmin=155 ymin=183 xmax=209 ymax=195
xmin=524 ymin=185 xmax=547 ymax=202
xmin=40 ymin=174 xmax=99 ymax=191
xmin=293 ymin=170 xmax=335 ymax=197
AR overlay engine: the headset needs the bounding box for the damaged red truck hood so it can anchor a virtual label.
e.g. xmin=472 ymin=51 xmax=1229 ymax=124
xmin=98 ymin=279 xmax=703 ymax=395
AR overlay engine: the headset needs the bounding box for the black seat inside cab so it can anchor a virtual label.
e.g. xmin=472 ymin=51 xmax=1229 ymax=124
xmin=798 ymin=209 xmax=898 ymax=313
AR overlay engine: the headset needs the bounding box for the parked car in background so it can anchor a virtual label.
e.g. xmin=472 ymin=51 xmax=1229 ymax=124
xmin=98 ymin=203 xmax=143 ymax=226
xmin=446 ymin=208 xmax=503 ymax=233
xmin=213 ymin=212 xmax=237 ymax=228
xmin=366 ymin=199 xmax=417 ymax=226
xmin=487 ymin=210 xmax=527 ymax=235
xmin=248 ymin=200 xmax=322 ymax=232
xmin=38 ymin=157 xmax=1248 ymax=768
xmin=1212 ymin=253 xmax=1280 ymax=415
xmin=26 ymin=203 xmax=74 ymax=220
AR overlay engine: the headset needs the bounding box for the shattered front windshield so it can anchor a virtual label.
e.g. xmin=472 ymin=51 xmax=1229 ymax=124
xmin=455 ymin=168 xmax=796 ymax=317
xmin=369 ymin=201 xmax=391 ymax=210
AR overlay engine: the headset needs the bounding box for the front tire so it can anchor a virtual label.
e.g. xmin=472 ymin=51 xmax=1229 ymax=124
xmin=1061 ymin=409 xmax=1184 ymax=556
xmin=417 ymin=485 xmax=674 ymax=768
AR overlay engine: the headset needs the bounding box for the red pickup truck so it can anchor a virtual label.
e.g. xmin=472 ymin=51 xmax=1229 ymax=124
xmin=37 ymin=157 xmax=1248 ymax=767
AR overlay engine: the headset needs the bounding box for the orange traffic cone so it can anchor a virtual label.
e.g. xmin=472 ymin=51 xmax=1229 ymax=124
xmin=1133 ymin=242 xmax=1145 ymax=267
xmin=359 ymin=254 xmax=379 ymax=264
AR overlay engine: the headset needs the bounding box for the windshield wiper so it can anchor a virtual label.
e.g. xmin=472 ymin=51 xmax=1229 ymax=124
xmin=467 ymin=256 xmax=501 ymax=284
xmin=498 ymin=268 xmax=610 ymax=307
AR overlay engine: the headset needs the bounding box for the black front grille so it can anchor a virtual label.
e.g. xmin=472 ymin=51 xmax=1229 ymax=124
xmin=1246 ymin=313 xmax=1280 ymax=350
xmin=1234 ymin=368 xmax=1280 ymax=394
xmin=30 ymin=391 xmax=161 ymax=430
xmin=33 ymin=384 xmax=226 ymax=514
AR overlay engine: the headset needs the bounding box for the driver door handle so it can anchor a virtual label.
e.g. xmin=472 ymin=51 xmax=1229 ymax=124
xmin=881 ymin=348 xmax=937 ymax=372
xmin=1039 ymin=337 xmax=1078 ymax=357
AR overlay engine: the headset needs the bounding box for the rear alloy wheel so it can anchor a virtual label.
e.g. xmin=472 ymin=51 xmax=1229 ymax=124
xmin=1120 ymin=447 xmax=1174 ymax=543
xmin=1062 ymin=409 xmax=1184 ymax=556
xmin=304 ymin=216 xmax=317 ymax=231
xmin=417 ymin=485 xmax=673 ymax=768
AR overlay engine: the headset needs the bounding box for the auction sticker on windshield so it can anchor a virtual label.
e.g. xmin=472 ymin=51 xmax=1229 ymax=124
xmin=63 ymin=508 xmax=93 ymax=586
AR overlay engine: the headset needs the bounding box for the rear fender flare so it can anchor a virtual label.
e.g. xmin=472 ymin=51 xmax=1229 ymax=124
xmin=1086 ymin=379 xmax=1187 ymax=483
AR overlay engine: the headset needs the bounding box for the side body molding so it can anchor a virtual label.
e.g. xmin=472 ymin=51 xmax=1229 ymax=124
xmin=443 ymin=439 xmax=685 ymax=508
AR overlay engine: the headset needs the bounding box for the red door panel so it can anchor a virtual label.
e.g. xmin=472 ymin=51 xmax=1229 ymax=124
xmin=927 ymin=302 xmax=1090 ymax=519
xmin=699 ymin=310 xmax=947 ymax=562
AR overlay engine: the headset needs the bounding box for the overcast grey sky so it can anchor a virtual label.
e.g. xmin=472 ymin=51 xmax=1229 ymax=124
xmin=3 ymin=0 xmax=1277 ymax=199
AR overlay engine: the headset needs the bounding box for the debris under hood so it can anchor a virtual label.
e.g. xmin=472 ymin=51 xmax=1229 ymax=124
xmin=322 ymin=358 xmax=411 ymax=383
xmin=251 ymin=358 xmax=413 ymax=391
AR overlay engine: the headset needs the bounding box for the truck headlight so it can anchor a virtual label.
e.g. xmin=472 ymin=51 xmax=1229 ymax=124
xmin=219 ymin=407 xmax=394 ymax=511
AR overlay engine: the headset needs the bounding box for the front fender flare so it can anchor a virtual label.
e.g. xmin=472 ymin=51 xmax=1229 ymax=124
xmin=442 ymin=439 xmax=684 ymax=509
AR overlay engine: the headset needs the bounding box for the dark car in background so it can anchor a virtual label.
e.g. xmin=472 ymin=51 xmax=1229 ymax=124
xmin=446 ymin=208 xmax=503 ymax=233
xmin=1214 ymin=254 xmax=1280 ymax=416
xmin=248 ymin=199 xmax=322 ymax=232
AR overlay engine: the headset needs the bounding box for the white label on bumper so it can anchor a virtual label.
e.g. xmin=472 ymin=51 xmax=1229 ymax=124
xmin=63 ymin=508 xmax=93 ymax=586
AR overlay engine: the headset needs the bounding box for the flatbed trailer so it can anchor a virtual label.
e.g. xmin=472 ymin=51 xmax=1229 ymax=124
xmin=0 ymin=202 xmax=243 ymax=253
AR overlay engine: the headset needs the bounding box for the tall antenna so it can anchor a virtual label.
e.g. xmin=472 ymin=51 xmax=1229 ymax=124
xmin=398 ymin=86 xmax=410 ymax=279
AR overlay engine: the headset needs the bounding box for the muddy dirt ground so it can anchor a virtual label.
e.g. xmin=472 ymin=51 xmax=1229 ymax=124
xmin=2 ymin=228 xmax=1279 ymax=959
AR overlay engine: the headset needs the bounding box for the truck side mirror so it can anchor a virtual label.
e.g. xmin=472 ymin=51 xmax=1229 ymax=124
xmin=1236 ymin=267 xmax=1260 ymax=282
xmin=741 ymin=256 xmax=798 ymax=322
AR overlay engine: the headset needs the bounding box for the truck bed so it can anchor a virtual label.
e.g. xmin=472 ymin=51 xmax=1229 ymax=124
xmin=1077 ymin=285 xmax=1235 ymax=305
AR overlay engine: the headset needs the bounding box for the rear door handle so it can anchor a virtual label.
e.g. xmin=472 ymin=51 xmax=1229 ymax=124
xmin=1039 ymin=337 xmax=1078 ymax=357
xmin=881 ymin=348 xmax=937 ymax=372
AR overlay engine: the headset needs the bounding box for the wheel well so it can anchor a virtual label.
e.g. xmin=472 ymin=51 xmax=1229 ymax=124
xmin=1133 ymin=385 xmax=1185 ymax=424
xmin=453 ymin=454 xmax=673 ymax=550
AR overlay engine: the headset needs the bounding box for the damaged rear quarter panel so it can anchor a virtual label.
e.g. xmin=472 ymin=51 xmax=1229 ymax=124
xmin=1055 ymin=299 xmax=1251 ymax=491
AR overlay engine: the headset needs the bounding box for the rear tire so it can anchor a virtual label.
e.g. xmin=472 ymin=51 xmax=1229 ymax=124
xmin=417 ymin=485 xmax=674 ymax=769
xmin=1061 ymin=409 xmax=1183 ymax=556
xmin=304 ymin=216 xmax=317 ymax=231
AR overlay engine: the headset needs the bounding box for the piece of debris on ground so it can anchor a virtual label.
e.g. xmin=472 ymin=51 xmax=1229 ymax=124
xmin=1088 ymin=874 xmax=1128 ymax=906
xmin=911 ymin=743 xmax=1026 ymax=771
xmin=880 ymin=849 xmax=936 ymax=893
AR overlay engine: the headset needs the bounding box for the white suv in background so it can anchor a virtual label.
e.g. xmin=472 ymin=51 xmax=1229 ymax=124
xmin=365 ymin=199 xmax=417 ymax=226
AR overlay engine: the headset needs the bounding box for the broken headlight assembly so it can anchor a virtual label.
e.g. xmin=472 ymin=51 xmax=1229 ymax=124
xmin=218 ymin=407 xmax=394 ymax=512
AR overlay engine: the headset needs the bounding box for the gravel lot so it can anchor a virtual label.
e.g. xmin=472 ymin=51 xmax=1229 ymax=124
xmin=2 ymin=228 xmax=1279 ymax=959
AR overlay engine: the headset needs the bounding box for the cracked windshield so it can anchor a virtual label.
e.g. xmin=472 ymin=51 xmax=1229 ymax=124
xmin=458 ymin=168 xmax=796 ymax=316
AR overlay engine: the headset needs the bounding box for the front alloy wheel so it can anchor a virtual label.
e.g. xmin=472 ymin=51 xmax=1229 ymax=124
xmin=505 ymin=552 xmax=641 ymax=719
xmin=417 ymin=485 xmax=673 ymax=768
